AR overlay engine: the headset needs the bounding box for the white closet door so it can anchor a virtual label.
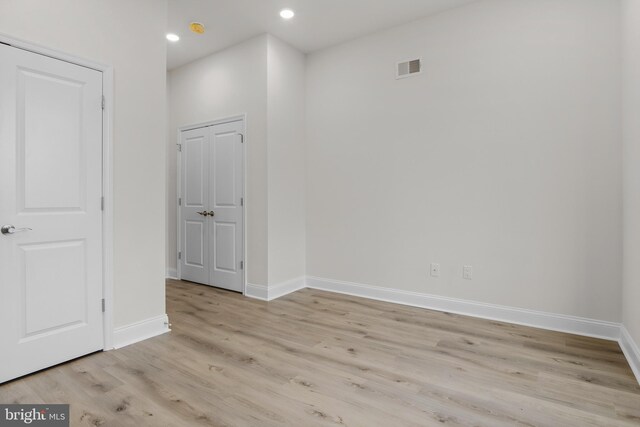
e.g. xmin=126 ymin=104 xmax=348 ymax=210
xmin=179 ymin=120 xmax=244 ymax=292
xmin=180 ymin=127 xmax=210 ymax=285
xmin=0 ymin=44 xmax=104 ymax=383
xmin=208 ymin=121 xmax=244 ymax=292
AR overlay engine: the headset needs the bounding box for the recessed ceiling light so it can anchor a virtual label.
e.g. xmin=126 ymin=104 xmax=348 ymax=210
xmin=166 ymin=33 xmax=180 ymax=42
xmin=280 ymin=9 xmax=295 ymax=19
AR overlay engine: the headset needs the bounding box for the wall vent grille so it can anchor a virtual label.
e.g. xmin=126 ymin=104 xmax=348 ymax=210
xmin=396 ymin=59 xmax=422 ymax=79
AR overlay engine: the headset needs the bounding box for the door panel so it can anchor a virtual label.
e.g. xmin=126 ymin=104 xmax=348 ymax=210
xmin=213 ymin=132 xmax=237 ymax=207
xmin=0 ymin=44 xmax=103 ymax=383
xmin=180 ymin=120 xmax=244 ymax=293
xmin=214 ymin=222 xmax=236 ymax=272
xmin=180 ymin=128 xmax=209 ymax=284
xmin=22 ymin=240 xmax=86 ymax=338
xmin=185 ymin=221 xmax=205 ymax=267
xmin=184 ymin=135 xmax=205 ymax=207
xmin=209 ymin=121 xmax=244 ymax=292
xmin=20 ymin=69 xmax=85 ymax=211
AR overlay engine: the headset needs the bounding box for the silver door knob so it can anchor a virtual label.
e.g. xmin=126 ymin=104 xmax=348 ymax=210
xmin=1 ymin=225 xmax=32 ymax=235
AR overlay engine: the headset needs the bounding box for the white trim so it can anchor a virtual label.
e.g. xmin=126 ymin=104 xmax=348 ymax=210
xmin=176 ymin=127 xmax=181 ymax=280
xmin=101 ymin=67 xmax=115 ymax=351
xmin=0 ymin=32 xmax=109 ymax=72
xmin=269 ymin=276 xmax=306 ymax=300
xmin=242 ymin=119 xmax=248 ymax=296
xmin=166 ymin=268 xmax=178 ymax=280
xmin=178 ymin=114 xmax=246 ymax=133
xmin=245 ymin=277 xmax=306 ymax=301
xmin=0 ymin=33 xmax=115 ymax=352
xmin=306 ymin=276 xmax=621 ymax=341
xmin=176 ymin=115 xmax=247 ymax=295
xmin=245 ymin=283 xmax=269 ymax=301
xmin=113 ymin=314 xmax=171 ymax=349
xmin=620 ymin=325 xmax=640 ymax=385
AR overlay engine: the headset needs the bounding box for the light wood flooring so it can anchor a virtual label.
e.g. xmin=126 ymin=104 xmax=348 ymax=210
xmin=1 ymin=279 xmax=639 ymax=426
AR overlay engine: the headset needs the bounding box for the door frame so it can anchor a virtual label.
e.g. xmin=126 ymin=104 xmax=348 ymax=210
xmin=176 ymin=115 xmax=247 ymax=295
xmin=0 ymin=33 xmax=115 ymax=350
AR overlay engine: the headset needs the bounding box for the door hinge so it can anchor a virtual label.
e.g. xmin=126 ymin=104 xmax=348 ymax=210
xmin=177 ymin=144 xmax=182 ymax=152
xmin=101 ymin=197 xmax=104 ymax=211
xmin=178 ymin=251 xmax=182 ymax=260
xmin=240 ymin=261 xmax=244 ymax=270
xmin=178 ymin=197 xmax=182 ymax=206
xmin=239 ymin=133 xmax=244 ymax=143
xmin=101 ymin=95 xmax=105 ymax=110
xmin=101 ymin=298 xmax=105 ymax=313
xmin=240 ymin=197 xmax=244 ymax=207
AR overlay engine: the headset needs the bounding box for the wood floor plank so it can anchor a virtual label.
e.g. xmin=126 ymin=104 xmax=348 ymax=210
xmin=1 ymin=279 xmax=638 ymax=426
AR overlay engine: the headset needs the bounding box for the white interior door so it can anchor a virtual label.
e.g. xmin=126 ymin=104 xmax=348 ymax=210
xmin=0 ymin=44 xmax=104 ymax=383
xmin=180 ymin=120 xmax=244 ymax=292
xmin=180 ymin=127 xmax=210 ymax=284
xmin=209 ymin=121 xmax=244 ymax=292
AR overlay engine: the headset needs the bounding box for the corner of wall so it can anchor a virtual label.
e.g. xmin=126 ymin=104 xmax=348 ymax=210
xmin=622 ymin=0 xmax=640 ymax=376
xmin=113 ymin=314 xmax=171 ymax=349
xmin=265 ymin=33 xmax=307 ymax=288
xmin=620 ymin=325 xmax=640 ymax=385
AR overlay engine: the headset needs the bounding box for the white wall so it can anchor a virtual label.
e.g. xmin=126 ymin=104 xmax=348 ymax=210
xmin=0 ymin=0 xmax=168 ymax=329
xmin=623 ymin=0 xmax=640 ymax=345
xmin=168 ymin=35 xmax=269 ymax=286
xmin=306 ymin=0 xmax=622 ymax=321
xmin=267 ymin=35 xmax=306 ymax=285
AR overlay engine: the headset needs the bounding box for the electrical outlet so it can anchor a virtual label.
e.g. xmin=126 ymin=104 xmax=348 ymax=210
xmin=463 ymin=265 xmax=473 ymax=280
xmin=430 ymin=263 xmax=440 ymax=277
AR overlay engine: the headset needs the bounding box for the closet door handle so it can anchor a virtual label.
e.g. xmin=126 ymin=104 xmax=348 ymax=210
xmin=207 ymin=211 xmax=215 ymax=217
xmin=1 ymin=225 xmax=32 ymax=235
xmin=197 ymin=211 xmax=208 ymax=217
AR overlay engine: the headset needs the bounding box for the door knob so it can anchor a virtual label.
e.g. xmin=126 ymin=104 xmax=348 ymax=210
xmin=208 ymin=211 xmax=215 ymax=217
xmin=1 ymin=225 xmax=32 ymax=235
xmin=197 ymin=211 xmax=208 ymax=217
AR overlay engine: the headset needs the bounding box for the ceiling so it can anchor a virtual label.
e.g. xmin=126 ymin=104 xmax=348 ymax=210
xmin=167 ymin=0 xmax=479 ymax=70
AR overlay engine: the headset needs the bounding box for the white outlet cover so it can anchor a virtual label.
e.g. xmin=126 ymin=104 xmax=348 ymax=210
xmin=430 ymin=263 xmax=440 ymax=277
xmin=463 ymin=265 xmax=473 ymax=280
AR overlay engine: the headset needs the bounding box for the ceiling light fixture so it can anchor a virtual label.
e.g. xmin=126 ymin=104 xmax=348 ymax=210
xmin=189 ymin=22 xmax=206 ymax=34
xmin=166 ymin=33 xmax=180 ymax=42
xmin=280 ymin=9 xmax=295 ymax=19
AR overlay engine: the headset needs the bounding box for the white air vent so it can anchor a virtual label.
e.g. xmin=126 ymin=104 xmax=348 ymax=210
xmin=396 ymin=58 xmax=422 ymax=79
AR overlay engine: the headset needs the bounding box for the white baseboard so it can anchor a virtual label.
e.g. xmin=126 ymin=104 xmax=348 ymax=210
xmin=113 ymin=314 xmax=171 ymax=349
xmin=306 ymin=276 xmax=621 ymax=341
xmin=620 ymin=325 xmax=640 ymax=384
xmin=245 ymin=276 xmax=306 ymax=301
xmin=269 ymin=276 xmax=306 ymax=300
xmin=245 ymin=283 xmax=269 ymax=300
xmin=166 ymin=268 xmax=178 ymax=280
